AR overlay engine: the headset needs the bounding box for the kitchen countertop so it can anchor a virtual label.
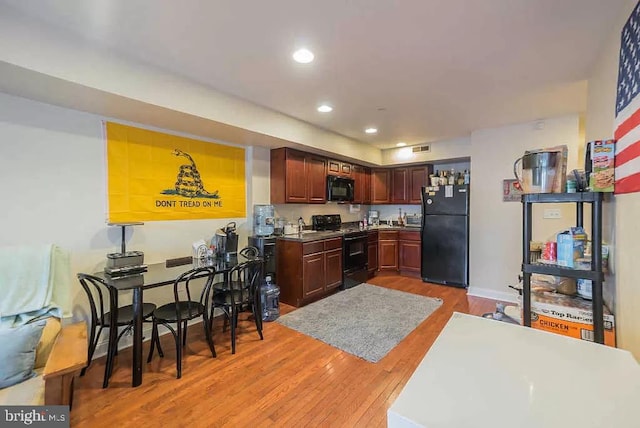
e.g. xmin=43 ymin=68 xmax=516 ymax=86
xmin=277 ymin=226 xmax=421 ymax=242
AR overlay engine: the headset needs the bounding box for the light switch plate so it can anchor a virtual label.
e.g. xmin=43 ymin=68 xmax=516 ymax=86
xmin=543 ymin=208 xmax=562 ymax=219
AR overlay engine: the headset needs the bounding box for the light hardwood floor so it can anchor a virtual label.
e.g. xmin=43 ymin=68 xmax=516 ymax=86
xmin=70 ymin=276 xmax=498 ymax=427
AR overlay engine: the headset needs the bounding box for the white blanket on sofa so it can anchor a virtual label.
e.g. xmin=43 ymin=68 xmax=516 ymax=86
xmin=0 ymin=244 xmax=71 ymax=327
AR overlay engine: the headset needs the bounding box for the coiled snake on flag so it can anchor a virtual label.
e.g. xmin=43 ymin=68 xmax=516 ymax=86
xmin=172 ymin=149 xmax=217 ymax=198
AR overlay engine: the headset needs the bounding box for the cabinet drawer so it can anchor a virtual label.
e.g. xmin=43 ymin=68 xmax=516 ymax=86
xmin=399 ymin=230 xmax=421 ymax=241
xmin=324 ymin=237 xmax=343 ymax=251
xmin=303 ymin=241 xmax=324 ymax=255
xmin=379 ymin=230 xmax=399 ymax=240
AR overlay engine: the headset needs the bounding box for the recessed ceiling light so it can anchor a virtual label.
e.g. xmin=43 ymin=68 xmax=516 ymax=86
xmin=365 ymin=127 xmax=378 ymax=134
xmin=396 ymin=142 xmax=407 ymax=147
xmin=293 ymin=48 xmax=314 ymax=64
xmin=317 ymin=104 xmax=333 ymax=113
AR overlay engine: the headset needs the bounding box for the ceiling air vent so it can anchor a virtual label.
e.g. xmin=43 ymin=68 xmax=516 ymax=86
xmin=412 ymin=145 xmax=431 ymax=153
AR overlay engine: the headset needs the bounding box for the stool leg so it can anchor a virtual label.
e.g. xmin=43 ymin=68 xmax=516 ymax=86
xmin=182 ymin=320 xmax=188 ymax=347
xmin=176 ymin=322 xmax=183 ymax=379
xmin=147 ymin=319 xmax=157 ymax=363
xmin=202 ymin=313 xmax=217 ymax=358
xmin=82 ymin=324 xmax=100 ymax=376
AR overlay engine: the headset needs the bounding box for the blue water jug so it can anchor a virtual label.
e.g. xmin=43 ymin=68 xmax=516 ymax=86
xmin=261 ymin=275 xmax=280 ymax=321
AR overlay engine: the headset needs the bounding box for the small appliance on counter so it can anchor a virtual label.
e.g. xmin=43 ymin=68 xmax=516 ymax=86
xmin=105 ymin=222 xmax=146 ymax=276
xmin=368 ymin=210 xmax=380 ymax=227
xmin=212 ymin=222 xmax=238 ymax=260
xmin=405 ymin=213 xmax=422 ymax=228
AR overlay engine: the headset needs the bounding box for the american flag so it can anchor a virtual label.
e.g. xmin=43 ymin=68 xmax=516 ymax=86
xmin=615 ymin=0 xmax=640 ymax=194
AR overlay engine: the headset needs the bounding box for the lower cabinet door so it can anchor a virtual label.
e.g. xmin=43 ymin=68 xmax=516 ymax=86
xmin=399 ymin=241 xmax=421 ymax=272
xmin=303 ymin=252 xmax=325 ymax=298
xmin=324 ymin=248 xmax=343 ymax=290
xmin=379 ymin=240 xmax=399 ymax=271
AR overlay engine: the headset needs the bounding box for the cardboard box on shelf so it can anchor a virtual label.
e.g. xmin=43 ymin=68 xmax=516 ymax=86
xmin=556 ymin=227 xmax=587 ymax=268
xmin=589 ymin=139 xmax=615 ymax=192
xmin=523 ymin=292 xmax=616 ymax=347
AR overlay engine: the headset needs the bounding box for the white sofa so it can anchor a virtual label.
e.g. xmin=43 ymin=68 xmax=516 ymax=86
xmin=0 ymin=318 xmax=87 ymax=406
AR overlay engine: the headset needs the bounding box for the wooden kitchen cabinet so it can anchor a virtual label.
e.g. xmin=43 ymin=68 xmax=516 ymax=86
xmin=409 ymin=165 xmax=430 ymax=204
xmin=271 ymin=148 xmax=327 ymax=204
xmin=302 ymin=252 xmax=325 ymax=298
xmin=399 ymin=230 xmax=421 ymax=277
xmin=308 ymin=155 xmax=328 ymax=203
xmin=325 ymin=247 xmax=344 ymax=290
xmin=378 ymin=230 xmax=399 ymax=272
xmin=353 ymin=165 xmax=371 ymax=205
xmin=367 ymin=230 xmax=379 ymax=277
xmin=276 ymin=237 xmax=343 ymax=307
xmin=371 ymin=168 xmax=391 ymax=204
xmin=391 ymin=168 xmax=409 ymax=204
xmin=328 ymin=159 xmax=352 ymax=177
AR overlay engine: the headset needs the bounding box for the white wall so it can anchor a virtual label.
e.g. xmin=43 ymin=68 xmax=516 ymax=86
xmin=381 ymin=136 xmax=471 ymax=165
xmin=0 ymin=92 xmax=267 ymax=351
xmin=585 ymin=0 xmax=639 ymax=358
xmin=0 ymin=6 xmax=381 ymax=165
xmin=468 ymin=115 xmax=583 ymax=302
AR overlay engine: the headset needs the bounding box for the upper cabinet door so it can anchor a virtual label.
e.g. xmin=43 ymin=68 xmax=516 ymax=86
xmin=328 ymin=159 xmax=341 ymax=176
xmin=371 ymin=168 xmax=391 ymax=204
xmin=328 ymin=159 xmax=352 ymax=177
xmin=307 ymin=155 xmax=327 ymax=203
xmin=409 ymin=166 xmax=429 ymax=204
xmin=353 ymin=165 xmax=364 ymax=204
xmin=364 ymin=167 xmax=371 ymax=205
xmin=391 ymin=168 xmax=408 ymax=204
xmin=285 ymin=149 xmax=309 ymax=203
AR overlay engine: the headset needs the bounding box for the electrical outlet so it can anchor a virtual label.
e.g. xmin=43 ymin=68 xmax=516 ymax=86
xmin=543 ymin=209 xmax=562 ymax=219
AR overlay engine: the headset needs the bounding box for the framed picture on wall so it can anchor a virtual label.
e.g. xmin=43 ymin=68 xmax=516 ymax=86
xmin=503 ymin=179 xmax=523 ymax=202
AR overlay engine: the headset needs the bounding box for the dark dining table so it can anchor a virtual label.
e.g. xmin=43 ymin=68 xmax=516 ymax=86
xmin=92 ymin=255 xmax=258 ymax=387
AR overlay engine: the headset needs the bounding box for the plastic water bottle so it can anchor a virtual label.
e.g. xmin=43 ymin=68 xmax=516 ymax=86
xmin=261 ymin=275 xmax=280 ymax=321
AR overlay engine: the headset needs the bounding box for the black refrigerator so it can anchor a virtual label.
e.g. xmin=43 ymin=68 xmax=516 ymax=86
xmin=421 ymin=184 xmax=469 ymax=288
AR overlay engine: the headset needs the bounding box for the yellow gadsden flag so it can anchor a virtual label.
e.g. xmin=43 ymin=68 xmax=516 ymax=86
xmin=106 ymin=122 xmax=246 ymax=222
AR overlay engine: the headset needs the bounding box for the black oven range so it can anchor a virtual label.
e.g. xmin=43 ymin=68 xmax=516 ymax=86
xmin=311 ymin=214 xmax=368 ymax=289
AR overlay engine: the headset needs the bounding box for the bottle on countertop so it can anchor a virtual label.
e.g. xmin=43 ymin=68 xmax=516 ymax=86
xmin=464 ymin=170 xmax=470 ymax=185
xmin=298 ymin=216 xmax=305 ymax=231
xmin=398 ymin=208 xmax=404 ymax=227
xmin=448 ymin=168 xmax=456 ymax=185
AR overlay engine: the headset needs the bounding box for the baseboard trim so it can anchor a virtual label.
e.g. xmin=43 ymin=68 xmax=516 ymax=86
xmin=467 ymin=286 xmax=519 ymax=304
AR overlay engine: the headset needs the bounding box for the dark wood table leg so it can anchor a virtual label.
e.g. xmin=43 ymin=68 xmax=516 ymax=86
xmin=132 ymin=287 xmax=143 ymax=387
xmin=104 ymin=293 xmax=118 ymax=388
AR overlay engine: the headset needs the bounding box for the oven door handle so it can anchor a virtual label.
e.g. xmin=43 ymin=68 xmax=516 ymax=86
xmin=343 ymin=235 xmax=367 ymax=242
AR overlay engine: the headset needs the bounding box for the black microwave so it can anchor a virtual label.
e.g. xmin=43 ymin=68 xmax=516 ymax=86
xmin=327 ymin=175 xmax=354 ymax=202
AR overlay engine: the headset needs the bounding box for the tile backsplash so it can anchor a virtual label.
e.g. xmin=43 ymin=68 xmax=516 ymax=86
xmin=273 ymin=203 xmax=421 ymax=226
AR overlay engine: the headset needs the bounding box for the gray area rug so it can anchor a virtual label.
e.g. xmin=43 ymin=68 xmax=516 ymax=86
xmin=276 ymin=283 xmax=443 ymax=363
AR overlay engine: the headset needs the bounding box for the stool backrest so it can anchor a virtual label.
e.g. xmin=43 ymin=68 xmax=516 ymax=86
xmin=77 ymin=273 xmax=115 ymax=326
xmin=172 ymin=267 xmax=216 ymax=323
